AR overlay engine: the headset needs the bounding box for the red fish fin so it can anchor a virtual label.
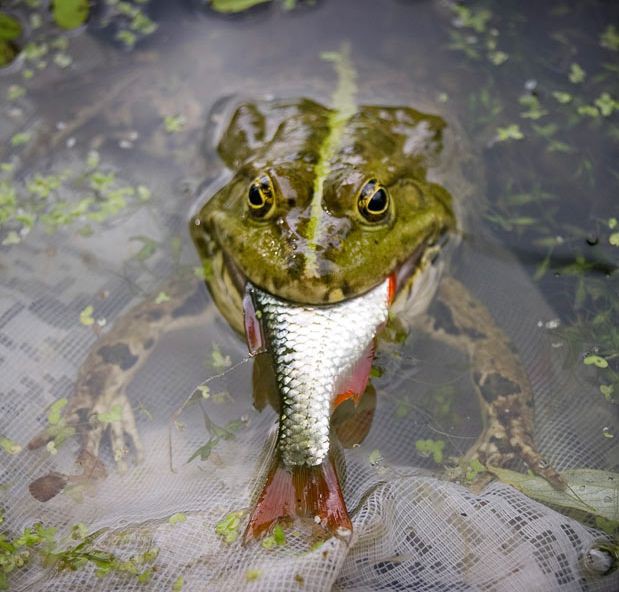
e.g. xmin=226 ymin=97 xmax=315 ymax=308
xmin=333 ymin=341 xmax=376 ymax=409
xmin=243 ymin=290 xmax=265 ymax=355
xmin=244 ymin=451 xmax=351 ymax=542
xmin=334 ymin=383 xmax=377 ymax=448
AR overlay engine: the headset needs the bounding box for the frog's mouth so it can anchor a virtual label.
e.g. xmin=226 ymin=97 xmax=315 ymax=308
xmin=208 ymin=239 xmax=434 ymax=336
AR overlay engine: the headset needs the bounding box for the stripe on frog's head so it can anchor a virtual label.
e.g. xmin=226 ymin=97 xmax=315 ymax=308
xmin=304 ymin=43 xmax=357 ymax=279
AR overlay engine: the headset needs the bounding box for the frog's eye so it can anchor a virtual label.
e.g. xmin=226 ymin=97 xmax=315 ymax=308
xmin=358 ymin=179 xmax=390 ymax=222
xmin=247 ymin=175 xmax=275 ymax=218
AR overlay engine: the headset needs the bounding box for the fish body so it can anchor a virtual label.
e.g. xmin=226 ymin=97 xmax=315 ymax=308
xmin=244 ymin=277 xmax=393 ymax=539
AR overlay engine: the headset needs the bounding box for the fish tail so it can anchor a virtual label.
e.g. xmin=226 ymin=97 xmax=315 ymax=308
xmin=244 ymin=449 xmax=351 ymax=542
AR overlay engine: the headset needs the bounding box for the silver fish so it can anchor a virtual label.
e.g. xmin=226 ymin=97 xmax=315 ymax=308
xmin=243 ymin=277 xmax=392 ymax=539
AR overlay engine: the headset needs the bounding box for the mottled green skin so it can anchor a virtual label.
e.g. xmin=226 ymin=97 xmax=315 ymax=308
xmin=191 ymin=98 xmax=456 ymax=307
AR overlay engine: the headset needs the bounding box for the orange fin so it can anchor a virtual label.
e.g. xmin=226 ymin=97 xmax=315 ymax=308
xmin=244 ymin=451 xmax=351 ymax=542
xmin=334 ymin=384 xmax=377 ymax=448
xmin=333 ymin=341 xmax=375 ymax=409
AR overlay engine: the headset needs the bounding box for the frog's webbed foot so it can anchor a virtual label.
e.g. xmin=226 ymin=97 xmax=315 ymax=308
xmin=82 ymin=390 xmax=144 ymax=472
xmin=417 ymin=276 xmax=566 ymax=490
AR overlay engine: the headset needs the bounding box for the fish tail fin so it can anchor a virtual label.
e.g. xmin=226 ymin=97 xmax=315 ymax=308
xmin=244 ymin=450 xmax=351 ymax=542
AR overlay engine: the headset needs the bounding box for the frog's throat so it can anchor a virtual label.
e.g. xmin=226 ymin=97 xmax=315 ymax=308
xmin=304 ymin=44 xmax=357 ymax=279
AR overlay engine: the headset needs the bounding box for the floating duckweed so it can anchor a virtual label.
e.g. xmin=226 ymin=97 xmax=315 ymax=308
xmin=7 ymin=85 xmax=25 ymax=101
xmin=79 ymin=305 xmax=95 ymax=326
xmin=488 ymin=50 xmax=508 ymax=65
xmin=245 ymin=568 xmax=261 ymax=581
xmin=215 ymin=510 xmax=245 ymax=544
xmin=552 ymin=91 xmax=572 ymax=104
xmin=451 ymin=4 xmax=491 ymax=33
xmin=415 ymin=439 xmax=446 ymax=464
xmin=0 ymin=437 xmax=21 ymax=455
xmin=519 ymin=94 xmax=546 ymax=120
xmin=172 ymin=575 xmax=184 ymax=591
xmin=163 ymin=114 xmax=186 ymax=134
xmin=609 ymin=233 xmax=619 ymax=247
xmin=464 ymin=458 xmax=486 ymax=482
xmin=600 ymin=384 xmax=614 ymax=401
xmin=496 ymin=124 xmax=524 ymax=142
xmin=577 ymin=105 xmax=599 ymax=118
xmin=168 ymin=513 xmax=186 ymax=525
xmin=53 ymin=52 xmax=72 ymax=68
xmin=568 ymin=63 xmax=586 ymax=83
xmin=368 ymin=448 xmax=383 ymax=466
xmin=261 ymin=524 xmax=286 ymax=549
xmin=10 ymin=132 xmax=32 ymax=147
xmin=600 ymin=24 xmax=619 ymax=51
xmin=155 ymin=291 xmax=170 ymax=304
xmin=594 ymin=92 xmax=618 ymax=117
xmin=48 ymin=398 xmax=68 ymax=425
xmin=210 ymin=343 xmax=232 ymax=370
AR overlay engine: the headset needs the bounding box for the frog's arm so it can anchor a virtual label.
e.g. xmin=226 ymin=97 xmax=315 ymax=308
xmin=415 ymin=276 xmax=565 ymax=489
xmin=28 ymin=279 xmax=215 ymax=474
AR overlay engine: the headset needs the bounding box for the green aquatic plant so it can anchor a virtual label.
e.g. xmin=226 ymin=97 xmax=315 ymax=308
xmin=52 ymin=0 xmax=90 ymax=30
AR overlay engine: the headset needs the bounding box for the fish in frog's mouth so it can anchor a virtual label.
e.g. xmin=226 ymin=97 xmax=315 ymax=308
xmin=241 ymin=275 xmax=396 ymax=541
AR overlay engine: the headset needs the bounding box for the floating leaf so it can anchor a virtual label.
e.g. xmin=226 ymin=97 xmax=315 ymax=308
xmin=52 ymin=0 xmax=90 ymax=30
xmin=610 ymin=233 xmax=619 ymax=247
xmin=487 ymin=466 xmax=619 ymax=522
xmin=155 ymin=291 xmax=170 ymax=304
xmin=210 ymin=0 xmax=271 ymax=13
xmin=584 ymin=354 xmax=608 ymax=368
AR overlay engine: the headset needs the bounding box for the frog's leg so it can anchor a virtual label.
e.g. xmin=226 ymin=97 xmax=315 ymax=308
xmin=29 ymin=279 xmax=217 ymax=474
xmin=415 ymin=276 xmax=565 ymax=489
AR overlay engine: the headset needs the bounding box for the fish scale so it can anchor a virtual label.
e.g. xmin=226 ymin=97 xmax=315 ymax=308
xmin=252 ymin=278 xmax=391 ymax=467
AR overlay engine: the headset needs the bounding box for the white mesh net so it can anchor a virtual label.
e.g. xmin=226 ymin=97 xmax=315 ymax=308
xmin=1 ymin=206 xmax=617 ymax=591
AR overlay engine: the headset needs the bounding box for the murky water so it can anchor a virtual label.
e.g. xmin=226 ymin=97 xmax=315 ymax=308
xmin=1 ymin=1 xmax=617 ymax=590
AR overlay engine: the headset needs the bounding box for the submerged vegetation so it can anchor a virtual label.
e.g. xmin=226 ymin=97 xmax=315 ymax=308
xmin=446 ymin=1 xmax=618 ymax=408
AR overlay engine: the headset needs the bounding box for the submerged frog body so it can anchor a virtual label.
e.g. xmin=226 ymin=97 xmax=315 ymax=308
xmin=28 ymin=86 xmax=564 ymax=538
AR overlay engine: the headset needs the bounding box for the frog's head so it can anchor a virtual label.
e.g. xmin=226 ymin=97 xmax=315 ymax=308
xmin=191 ymin=99 xmax=456 ymax=331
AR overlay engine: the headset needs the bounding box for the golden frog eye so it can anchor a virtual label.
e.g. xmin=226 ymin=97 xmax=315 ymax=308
xmin=358 ymin=179 xmax=390 ymax=222
xmin=247 ymin=175 xmax=275 ymax=218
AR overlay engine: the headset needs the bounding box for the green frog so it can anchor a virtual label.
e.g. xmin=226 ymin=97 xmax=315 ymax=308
xmin=27 ymin=53 xmax=564 ymax=537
